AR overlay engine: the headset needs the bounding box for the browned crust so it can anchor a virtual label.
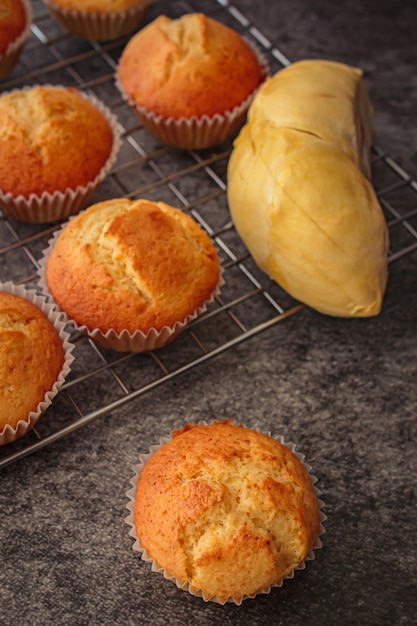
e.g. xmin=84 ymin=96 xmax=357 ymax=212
xmin=0 ymin=292 xmax=65 ymax=431
xmin=45 ymin=198 xmax=220 ymax=334
xmin=0 ymin=0 xmax=26 ymax=55
xmin=134 ymin=421 xmax=320 ymax=601
xmin=118 ymin=13 xmax=263 ymax=120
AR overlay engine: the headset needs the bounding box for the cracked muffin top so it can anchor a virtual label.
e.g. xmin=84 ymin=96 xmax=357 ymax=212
xmin=0 ymin=85 xmax=114 ymax=198
xmin=117 ymin=12 xmax=263 ymax=120
xmin=133 ymin=420 xmax=321 ymax=603
xmin=45 ymin=198 xmax=220 ymax=335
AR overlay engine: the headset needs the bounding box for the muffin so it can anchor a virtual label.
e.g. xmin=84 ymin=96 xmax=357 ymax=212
xmin=126 ymin=421 xmax=324 ymax=604
xmin=43 ymin=0 xmax=153 ymax=41
xmin=42 ymin=198 xmax=221 ymax=352
xmin=116 ymin=13 xmax=268 ymax=149
xmin=0 ymin=85 xmax=120 ymax=223
xmin=0 ymin=283 xmax=74 ymax=446
xmin=0 ymin=0 xmax=32 ymax=81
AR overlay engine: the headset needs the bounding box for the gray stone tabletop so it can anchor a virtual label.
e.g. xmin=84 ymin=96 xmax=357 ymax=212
xmin=1 ymin=1 xmax=416 ymax=625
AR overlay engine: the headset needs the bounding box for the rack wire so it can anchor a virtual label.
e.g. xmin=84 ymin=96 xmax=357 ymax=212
xmin=1 ymin=0 xmax=417 ymax=469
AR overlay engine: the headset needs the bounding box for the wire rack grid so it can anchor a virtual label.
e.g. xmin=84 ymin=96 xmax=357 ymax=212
xmin=1 ymin=0 xmax=416 ymax=469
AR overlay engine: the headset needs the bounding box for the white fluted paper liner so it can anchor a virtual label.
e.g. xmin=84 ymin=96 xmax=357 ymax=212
xmin=37 ymin=225 xmax=225 ymax=353
xmin=125 ymin=421 xmax=327 ymax=605
xmin=115 ymin=41 xmax=269 ymax=150
xmin=0 ymin=281 xmax=75 ymax=446
xmin=43 ymin=0 xmax=153 ymax=41
xmin=0 ymin=85 xmax=121 ymax=224
xmin=0 ymin=0 xmax=32 ymax=81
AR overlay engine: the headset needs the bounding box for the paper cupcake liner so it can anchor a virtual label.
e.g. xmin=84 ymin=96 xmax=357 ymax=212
xmin=0 ymin=85 xmax=121 ymax=224
xmin=115 ymin=41 xmax=269 ymax=150
xmin=37 ymin=225 xmax=225 ymax=353
xmin=0 ymin=0 xmax=32 ymax=81
xmin=125 ymin=421 xmax=327 ymax=605
xmin=43 ymin=0 xmax=153 ymax=41
xmin=0 ymin=281 xmax=75 ymax=446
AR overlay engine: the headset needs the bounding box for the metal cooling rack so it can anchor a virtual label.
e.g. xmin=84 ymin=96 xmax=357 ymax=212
xmin=1 ymin=0 xmax=417 ymax=469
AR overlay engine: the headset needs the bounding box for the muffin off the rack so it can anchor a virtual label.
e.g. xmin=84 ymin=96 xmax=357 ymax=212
xmin=127 ymin=421 xmax=324 ymax=604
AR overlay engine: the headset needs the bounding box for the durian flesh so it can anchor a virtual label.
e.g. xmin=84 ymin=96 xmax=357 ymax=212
xmin=227 ymin=59 xmax=389 ymax=317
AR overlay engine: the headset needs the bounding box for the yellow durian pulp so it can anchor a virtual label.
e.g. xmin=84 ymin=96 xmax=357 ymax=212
xmin=227 ymin=59 xmax=389 ymax=317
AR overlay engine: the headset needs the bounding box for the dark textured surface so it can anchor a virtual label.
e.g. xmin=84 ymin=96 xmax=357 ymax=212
xmin=234 ymin=0 xmax=417 ymax=176
xmin=1 ymin=1 xmax=417 ymax=625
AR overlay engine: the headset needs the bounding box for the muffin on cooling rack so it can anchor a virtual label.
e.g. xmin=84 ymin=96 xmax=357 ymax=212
xmin=0 ymin=0 xmax=32 ymax=81
xmin=116 ymin=12 xmax=268 ymax=149
xmin=0 ymin=283 xmax=74 ymax=446
xmin=0 ymin=84 xmax=120 ymax=223
xmin=126 ymin=420 xmax=325 ymax=604
xmin=41 ymin=197 xmax=222 ymax=352
xmin=43 ymin=0 xmax=153 ymax=41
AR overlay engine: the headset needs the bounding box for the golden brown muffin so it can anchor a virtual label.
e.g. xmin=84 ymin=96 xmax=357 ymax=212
xmin=45 ymin=198 xmax=220 ymax=338
xmin=118 ymin=13 xmax=263 ymax=119
xmin=116 ymin=13 xmax=266 ymax=148
xmin=0 ymin=85 xmax=115 ymax=199
xmin=0 ymin=0 xmax=31 ymax=80
xmin=0 ymin=291 xmax=65 ymax=434
xmin=0 ymin=0 xmax=26 ymax=55
xmin=46 ymin=0 xmax=146 ymax=10
xmin=133 ymin=421 xmax=321 ymax=603
xmin=44 ymin=0 xmax=152 ymax=40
